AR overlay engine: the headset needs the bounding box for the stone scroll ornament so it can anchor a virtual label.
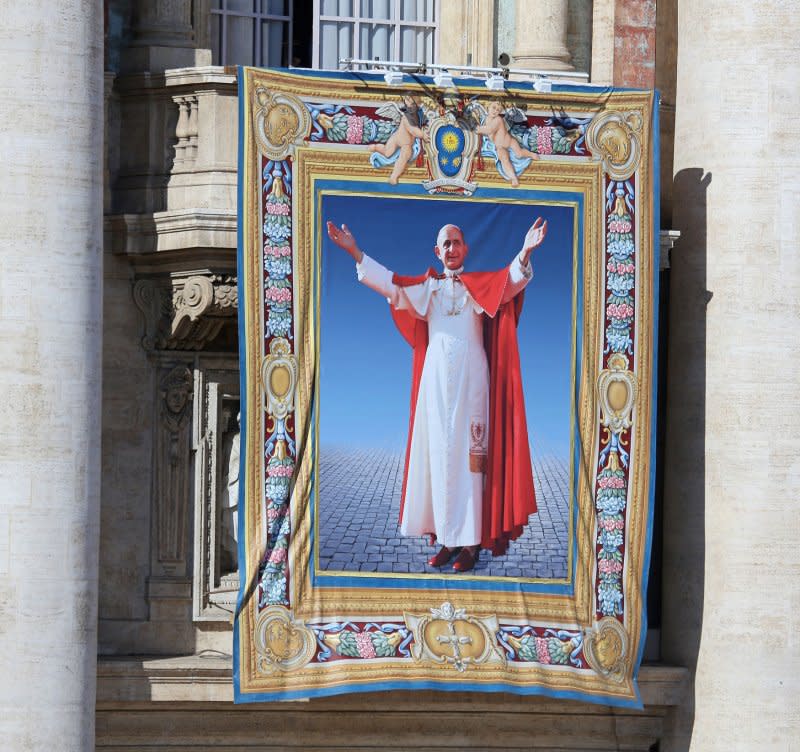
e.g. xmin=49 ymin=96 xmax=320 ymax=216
xmin=235 ymin=66 xmax=660 ymax=706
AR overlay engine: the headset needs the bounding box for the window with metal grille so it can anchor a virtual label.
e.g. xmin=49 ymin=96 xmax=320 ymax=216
xmin=314 ymin=0 xmax=439 ymax=69
xmin=209 ymin=0 xmax=293 ymax=67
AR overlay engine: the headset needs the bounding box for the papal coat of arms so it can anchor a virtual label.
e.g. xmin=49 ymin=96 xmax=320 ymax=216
xmin=423 ymin=112 xmax=480 ymax=195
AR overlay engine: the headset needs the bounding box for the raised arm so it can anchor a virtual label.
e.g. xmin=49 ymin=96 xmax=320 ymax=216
xmin=326 ymin=220 xmax=428 ymax=317
xmin=502 ymin=217 xmax=548 ymax=303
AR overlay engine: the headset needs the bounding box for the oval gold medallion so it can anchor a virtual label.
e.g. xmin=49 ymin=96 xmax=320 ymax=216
xmin=269 ymin=364 xmax=291 ymax=398
xmin=607 ymin=380 xmax=629 ymax=412
xmin=265 ymin=103 xmax=299 ymax=147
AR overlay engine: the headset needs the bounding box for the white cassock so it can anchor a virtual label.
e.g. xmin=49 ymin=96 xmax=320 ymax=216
xmin=356 ymin=252 xmax=532 ymax=547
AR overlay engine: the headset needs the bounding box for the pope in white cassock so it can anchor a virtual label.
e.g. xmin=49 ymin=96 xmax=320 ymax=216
xmin=326 ymin=218 xmax=547 ymax=572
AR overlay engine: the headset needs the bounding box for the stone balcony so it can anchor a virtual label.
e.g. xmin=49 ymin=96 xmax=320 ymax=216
xmin=106 ymin=66 xmax=237 ymax=274
xmin=106 ymin=66 xmax=239 ymax=356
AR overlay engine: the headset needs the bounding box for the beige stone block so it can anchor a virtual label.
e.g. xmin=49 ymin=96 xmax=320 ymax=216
xmin=0 ymin=580 xmax=19 ymax=640
xmin=438 ymin=0 xmax=495 ymax=67
xmin=1 ymin=707 xmax=94 ymax=751
xmin=28 ymin=454 xmax=85 ymax=499
xmin=203 ymin=90 xmax=239 ymax=166
xmin=769 ymin=65 xmax=800 ymax=149
xmin=0 ymin=267 xmax=33 ymax=321
xmin=0 ymin=514 xmax=9 ymax=575
xmin=93 ymin=699 xmax=673 ymax=751
xmin=9 ymin=513 xmax=71 ymax=575
xmin=99 ymin=618 xmax=196 ymax=656
xmin=777 ymin=175 xmax=800 ymax=257
xmin=98 ymin=560 xmax=149 ymax=621
xmin=718 ymin=68 xmax=769 ymax=150
xmin=194 ymin=622 xmax=235 ymax=655
xmin=0 ymin=459 xmax=33 ymax=504
xmin=103 ymin=396 xmax=152 ymax=434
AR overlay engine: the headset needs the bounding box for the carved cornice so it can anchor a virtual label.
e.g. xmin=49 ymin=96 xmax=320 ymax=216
xmin=106 ymin=210 xmax=237 ymax=262
xmin=134 ymin=273 xmax=238 ymax=351
xmin=163 ymin=65 xmax=237 ymax=89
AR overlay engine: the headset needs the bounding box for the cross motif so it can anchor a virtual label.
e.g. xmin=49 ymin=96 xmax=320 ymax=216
xmin=436 ymin=620 xmax=473 ymax=672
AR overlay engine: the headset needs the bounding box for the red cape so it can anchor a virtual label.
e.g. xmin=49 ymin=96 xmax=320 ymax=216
xmin=390 ymin=267 xmax=537 ymax=556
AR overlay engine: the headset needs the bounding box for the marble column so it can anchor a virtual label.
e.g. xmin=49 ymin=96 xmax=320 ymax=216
xmin=512 ymin=0 xmax=573 ymax=71
xmin=662 ymin=0 xmax=800 ymax=749
xmin=0 ymin=1 xmax=103 ymax=750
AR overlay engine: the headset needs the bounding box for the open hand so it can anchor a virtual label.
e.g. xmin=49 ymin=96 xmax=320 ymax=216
xmin=521 ymin=217 xmax=547 ymax=263
xmin=326 ymin=221 xmax=363 ymax=262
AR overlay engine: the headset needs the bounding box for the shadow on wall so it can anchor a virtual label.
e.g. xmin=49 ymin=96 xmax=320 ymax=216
xmin=660 ymin=167 xmax=712 ymax=751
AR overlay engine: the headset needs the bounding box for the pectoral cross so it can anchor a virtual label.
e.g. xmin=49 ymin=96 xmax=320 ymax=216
xmin=443 ymin=276 xmax=467 ymax=316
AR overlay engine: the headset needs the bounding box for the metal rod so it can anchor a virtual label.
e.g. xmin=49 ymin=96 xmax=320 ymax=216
xmin=338 ymin=57 xmax=590 ymax=81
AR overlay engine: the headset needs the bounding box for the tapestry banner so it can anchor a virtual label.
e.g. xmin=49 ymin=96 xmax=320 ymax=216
xmin=234 ymin=66 xmax=659 ymax=706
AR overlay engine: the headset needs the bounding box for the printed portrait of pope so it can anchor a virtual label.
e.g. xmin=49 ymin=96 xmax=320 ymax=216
xmin=326 ymin=217 xmax=548 ymax=572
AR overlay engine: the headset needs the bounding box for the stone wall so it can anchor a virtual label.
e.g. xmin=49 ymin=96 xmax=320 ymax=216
xmin=101 ymin=64 xmax=238 ymax=657
xmin=662 ymin=0 xmax=800 ymax=748
xmin=92 ymin=0 xmax=800 ymax=749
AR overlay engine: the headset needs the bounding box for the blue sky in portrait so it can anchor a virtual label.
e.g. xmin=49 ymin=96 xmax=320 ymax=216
xmin=318 ymin=191 xmax=576 ymax=458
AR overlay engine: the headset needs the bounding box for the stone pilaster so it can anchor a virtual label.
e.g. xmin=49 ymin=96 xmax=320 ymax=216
xmin=662 ymin=1 xmax=800 ymax=749
xmin=104 ymin=71 xmax=117 ymax=215
xmin=132 ymin=0 xmax=195 ymax=47
xmin=590 ymin=0 xmax=615 ymax=84
xmin=612 ymin=0 xmax=656 ymax=88
xmin=0 ymin=1 xmax=102 ymax=749
xmin=439 ymin=0 xmax=496 ymax=68
xmin=512 ymin=0 xmax=573 ymax=71
xmin=121 ymin=0 xmax=211 ymax=74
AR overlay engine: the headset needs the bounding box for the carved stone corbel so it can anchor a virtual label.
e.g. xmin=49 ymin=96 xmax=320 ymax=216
xmin=133 ymin=273 xmax=238 ymax=351
xmin=133 ymin=279 xmax=171 ymax=351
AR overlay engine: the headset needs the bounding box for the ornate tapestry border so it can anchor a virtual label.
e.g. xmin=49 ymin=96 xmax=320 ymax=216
xmin=235 ymin=67 xmax=658 ymax=707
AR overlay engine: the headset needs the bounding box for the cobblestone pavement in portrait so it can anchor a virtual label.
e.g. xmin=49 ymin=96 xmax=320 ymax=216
xmin=317 ymin=435 xmax=570 ymax=579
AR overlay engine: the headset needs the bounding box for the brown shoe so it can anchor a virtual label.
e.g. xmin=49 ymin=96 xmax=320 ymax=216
xmin=452 ymin=546 xmax=479 ymax=572
xmin=428 ymin=545 xmax=459 ymax=567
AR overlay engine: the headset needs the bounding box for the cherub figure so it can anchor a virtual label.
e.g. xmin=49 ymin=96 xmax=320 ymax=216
xmin=476 ymin=101 xmax=539 ymax=187
xmin=369 ymin=96 xmax=429 ymax=185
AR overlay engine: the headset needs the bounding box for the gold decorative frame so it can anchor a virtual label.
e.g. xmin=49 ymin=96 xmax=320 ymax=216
xmin=235 ymin=66 xmax=658 ymax=706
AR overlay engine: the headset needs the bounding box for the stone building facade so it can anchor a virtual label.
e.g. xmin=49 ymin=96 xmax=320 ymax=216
xmin=1 ymin=0 xmax=798 ymax=750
